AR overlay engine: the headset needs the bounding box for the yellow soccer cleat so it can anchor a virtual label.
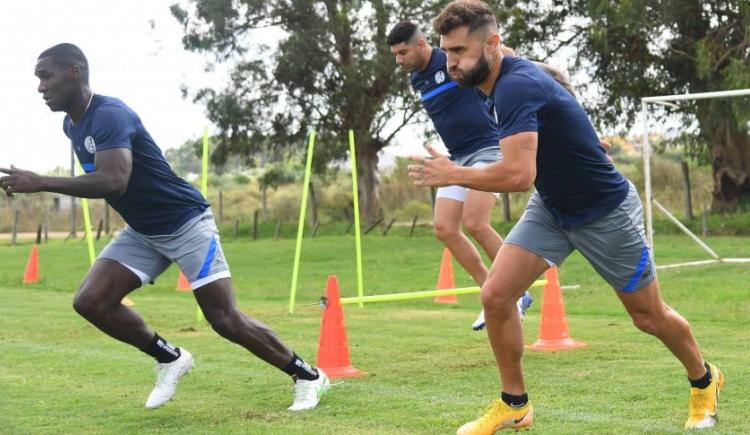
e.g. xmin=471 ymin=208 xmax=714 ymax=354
xmin=457 ymin=399 xmax=533 ymax=434
xmin=685 ymin=362 xmax=725 ymax=429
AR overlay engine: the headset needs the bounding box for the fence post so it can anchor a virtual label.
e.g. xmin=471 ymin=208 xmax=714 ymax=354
xmin=96 ymin=219 xmax=103 ymax=241
xmin=501 ymin=193 xmax=511 ymax=222
xmin=43 ymin=208 xmax=49 ymax=244
xmin=12 ymin=209 xmax=19 ymax=246
xmin=363 ymin=217 xmax=384 ymax=235
xmin=70 ymin=197 xmax=77 ymax=238
xmin=382 ymin=217 xmax=396 ymax=236
xmin=36 ymin=224 xmax=42 ymax=244
xmin=274 ymin=219 xmax=282 ymax=240
xmin=252 ymin=209 xmax=259 ymax=240
xmin=409 ymin=214 xmax=418 ymax=237
xmin=104 ymin=203 xmax=110 ymax=234
xmin=681 ymin=161 xmax=694 ymax=220
xmin=233 ymin=219 xmax=239 ymax=241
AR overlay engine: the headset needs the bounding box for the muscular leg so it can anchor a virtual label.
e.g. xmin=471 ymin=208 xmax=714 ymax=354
xmin=194 ymin=278 xmax=293 ymax=369
xmin=434 ymin=197 xmax=489 ymax=285
xmin=72 ymin=259 xmax=153 ymax=349
xmin=462 ymin=189 xmax=503 ymax=261
xmin=616 ymin=279 xmax=707 ymax=379
xmin=481 ymin=244 xmax=549 ymax=394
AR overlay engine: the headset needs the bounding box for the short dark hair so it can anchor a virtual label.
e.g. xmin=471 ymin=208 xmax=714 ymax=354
xmin=38 ymin=43 xmax=89 ymax=82
xmin=386 ymin=21 xmax=420 ymax=46
xmin=433 ymin=0 xmax=497 ymax=36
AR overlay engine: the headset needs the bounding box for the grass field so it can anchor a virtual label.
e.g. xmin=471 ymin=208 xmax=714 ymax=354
xmin=1 ymin=234 xmax=749 ymax=434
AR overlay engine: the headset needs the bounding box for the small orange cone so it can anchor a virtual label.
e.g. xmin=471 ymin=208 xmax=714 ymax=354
xmin=434 ymin=248 xmax=458 ymax=304
xmin=528 ymin=267 xmax=585 ymax=351
xmin=23 ymin=245 xmax=40 ymax=284
xmin=176 ymin=271 xmax=191 ymax=292
xmin=316 ymin=275 xmax=366 ymax=379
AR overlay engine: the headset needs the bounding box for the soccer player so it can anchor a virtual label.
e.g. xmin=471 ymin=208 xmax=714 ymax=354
xmin=0 ymin=43 xmax=329 ymax=411
xmin=408 ymin=1 xmax=724 ymax=432
xmin=387 ymin=21 xmax=532 ymax=330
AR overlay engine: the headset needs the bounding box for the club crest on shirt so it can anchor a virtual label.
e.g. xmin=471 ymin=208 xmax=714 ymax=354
xmin=84 ymin=136 xmax=96 ymax=154
xmin=434 ymin=70 xmax=446 ymax=84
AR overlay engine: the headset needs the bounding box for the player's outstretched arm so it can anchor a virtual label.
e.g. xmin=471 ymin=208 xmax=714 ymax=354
xmin=408 ymin=133 xmax=537 ymax=193
xmin=0 ymin=148 xmax=132 ymax=198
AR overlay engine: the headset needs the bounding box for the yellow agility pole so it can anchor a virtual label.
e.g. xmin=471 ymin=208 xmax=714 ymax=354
xmin=76 ymin=160 xmax=134 ymax=306
xmin=348 ymin=130 xmax=364 ymax=308
xmin=289 ymin=130 xmax=317 ymax=314
xmin=340 ymin=280 xmax=547 ymax=305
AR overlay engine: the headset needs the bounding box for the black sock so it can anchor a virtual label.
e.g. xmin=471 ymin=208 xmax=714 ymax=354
xmin=142 ymin=333 xmax=181 ymax=363
xmin=501 ymin=391 xmax=529 ymax=408
xmin=282 ymin=353 xmax=319 ymax=381
xmin=689 ymin=362 xmax=712 ymax=389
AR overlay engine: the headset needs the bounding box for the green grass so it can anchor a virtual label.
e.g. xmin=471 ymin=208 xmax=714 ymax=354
xmin=1 ymin=234 xmax=749 ymax=434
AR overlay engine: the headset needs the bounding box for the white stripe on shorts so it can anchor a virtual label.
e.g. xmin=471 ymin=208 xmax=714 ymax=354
xmin=190 ymin=270 xmax=232 ymax=290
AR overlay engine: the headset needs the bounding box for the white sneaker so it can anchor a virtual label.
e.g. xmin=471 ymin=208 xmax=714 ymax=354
xmin=472 ymin=309 xmax=486 ymax=331
xmin=472 ymin=291 xmax=534 ymax=331
xmin=288 ymin=369 xmax=330 ymax=411
xmin=145 ymin=349 xmax=194 ymax=409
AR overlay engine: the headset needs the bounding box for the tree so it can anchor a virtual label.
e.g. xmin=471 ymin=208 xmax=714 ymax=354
xmin=170 ymin=0 xmax=438 ymax=222
xmin=495 ymin=0 xmax=750 ymax=210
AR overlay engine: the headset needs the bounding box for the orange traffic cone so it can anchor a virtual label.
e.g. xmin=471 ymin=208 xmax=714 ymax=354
xmin=316 ymin=275 xmax=366 ymax=379
xmin=176 ymin=271 xmax=191 ymax=292
xmin=528 ymin=267 xmax=585 ymax=351
xmin=23 ymin=245 xmax=40 ymax=284
xmin=434 ymin=248 xmax=458 ymax=304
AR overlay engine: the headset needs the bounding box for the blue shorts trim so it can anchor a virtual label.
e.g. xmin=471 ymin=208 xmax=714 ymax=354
xmin=197 ymin=237 xmax=218 ymax=280
xmin=621 ymin=247 xmax=650 ymax=293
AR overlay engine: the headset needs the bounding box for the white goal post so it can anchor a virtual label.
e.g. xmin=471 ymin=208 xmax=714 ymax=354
xmin=640 ymin=88 xmax=750 ymax=269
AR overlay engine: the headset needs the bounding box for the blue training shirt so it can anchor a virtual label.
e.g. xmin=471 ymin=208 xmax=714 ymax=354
xmin=63 ymin=95 xmax=209 ymax=235
xmin=490 ymin=56 xmax=629 ymax=229
xmin=410 ymin=48 xmax=500 ymax=158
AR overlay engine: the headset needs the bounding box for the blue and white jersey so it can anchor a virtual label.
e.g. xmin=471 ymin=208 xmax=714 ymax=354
xmin=410 ymin=48 xmax=500 ymax=158
xmin=490 ymin=57 xmax=629 ymax=229
xmin=63 ymin=95 xmax=209 ymax=235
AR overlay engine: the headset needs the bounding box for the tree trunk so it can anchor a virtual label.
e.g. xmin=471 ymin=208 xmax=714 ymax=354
xmin=308 ymin=181 xmax=318 ymax=227
xmin=708 ymin=118 xmax=750 ymax=211
xmin=360 ymin=145 xmax=382 ymax=223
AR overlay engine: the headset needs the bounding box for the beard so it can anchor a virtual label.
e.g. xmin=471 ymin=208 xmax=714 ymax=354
xmin=451 ymin=53 xmax=491 ymax=87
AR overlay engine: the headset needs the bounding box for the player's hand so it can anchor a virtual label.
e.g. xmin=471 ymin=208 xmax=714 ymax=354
xmin=0 ymin=165 xmax=44 ymax=197
xmin=407 ymin=145 xmax=455 ymax=187
xmin=599 ymin=139 xmax=614 ymax=163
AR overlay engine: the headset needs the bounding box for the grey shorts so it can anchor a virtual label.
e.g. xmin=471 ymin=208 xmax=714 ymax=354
xmin=436 ymin=146 xmax=502 ymax=202
xmin=505 ymin=182 xmax=656 ymax=292
xmin=98 ymin=209 xmax=231 ymax=290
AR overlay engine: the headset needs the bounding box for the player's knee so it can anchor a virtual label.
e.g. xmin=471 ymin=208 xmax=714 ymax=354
xmin=207 ymin=311 xmax=239 ymax=339
xmin=630 ymin=311 xmax=661 ymax=336
xmin=481 ymin=286 xmax=516 ymax=313
xmin=463 ymin=217 xmax=492 ymax=238
xmin=433 ymin=220 xmax=459 ymax=241
xmin=72 ymin=291 xmax=100 ymax=319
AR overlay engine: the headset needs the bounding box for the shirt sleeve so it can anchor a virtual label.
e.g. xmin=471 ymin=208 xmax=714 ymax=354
xmin=90 ymin=106 xmax=135 ymax=151
xmin=493 ymin=74 xmax=549 ymax=140
xmin=62 ymin=116 xmax=70 ymax=139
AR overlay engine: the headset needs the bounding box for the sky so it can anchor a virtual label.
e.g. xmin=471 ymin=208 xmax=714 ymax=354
xmin=0 ymin=1 xmax=433 ymax=174
xmin=0 ymin=1 xmax=226 ymax=173
xmin=2 ymin=2 xmax=690 ymax=176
